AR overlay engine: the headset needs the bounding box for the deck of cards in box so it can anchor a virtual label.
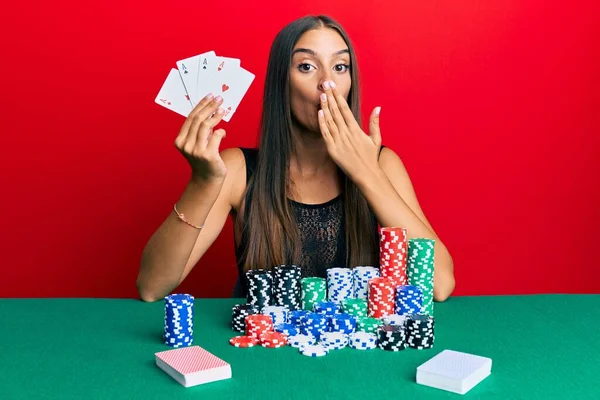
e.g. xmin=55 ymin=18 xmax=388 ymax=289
xmin=416 ymin=349 xmax=492 ymax=395
xmin=155 ymin=50 xmax=255 ymax=121
xmin=155 ymin=345 xmax=231 ymax=388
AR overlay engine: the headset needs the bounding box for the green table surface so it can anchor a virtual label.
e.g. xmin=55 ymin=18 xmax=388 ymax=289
xmin=1 ymin=295 xmax=599 ymax=400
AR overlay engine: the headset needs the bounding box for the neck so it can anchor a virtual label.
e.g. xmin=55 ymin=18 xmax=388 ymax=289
xmin=289 ymin=124 xmax=337 ymax=177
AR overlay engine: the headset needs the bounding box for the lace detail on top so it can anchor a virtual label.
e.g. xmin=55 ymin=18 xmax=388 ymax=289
xmin=288 ymin=195 xmax=345 ymax=278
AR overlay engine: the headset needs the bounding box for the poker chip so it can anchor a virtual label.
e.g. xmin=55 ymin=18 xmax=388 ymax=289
xmin=379 ymin=227 xmax=408 ymax=287
xmin=231 ymin=303 xmax=259 ymax=333
xmin=367 ymin=277 xmax=395 ymax=318
xmin=352 ymin=266 xmax=380 ymax=300
xmin=289 ymin=310 xmax=310 ymax=326
xmin=299 ymin=344 xmax=328 ymax=357
xmin=382 ymin=314 xmax=407 ymax=326
xmin=349 ymin=332 xmax=377 ymax=350
xmin=163 ymin=294 xmax=194 ymax=348
xmin=274 ymin=323 xmax=299 ymax=337
xmin=357 ymin=317 xmax=382 ymax=334
xmin=229 ymin=335 xmax=259 ymax=348
xmin=262 ymin=305 xmax=289 ymax=326
xmin=395 ymin=285 xmax=423 ymax=315
xmin=407 ymin=238 xmax=435 ymax=316
xmin=288 ymin=334 xmax=317 ymax=348
xmin=313 ymin=301 xmax=340 ymax=316
xmin=329 ymin=313 xmax=357 ymax=334
xmin=301 ymin=277 xmax=327 ymax=311
xmin=377 ymin=324 xmax=407 ymax=351
xmin=259 ymin=331 xmax=288 ymax=348
xmin=245 ymin=314 xmax=273 ymax=339
xmin=406 ymin=314 xmax=435 ymax=349
xmin=319 ymin=332 xmax=348 ymax=350
xmin=246 ymin=269 xmax=273 ymax=311
xmin=299 ymin=312 xmax=328 ymax=340
xmin=273 ymin=265 xmax=302 ymax=311
xmin=326 ymin=268 xmax=353 ymax=304
xmin=341 ymin=298 xmax=368 ymax=318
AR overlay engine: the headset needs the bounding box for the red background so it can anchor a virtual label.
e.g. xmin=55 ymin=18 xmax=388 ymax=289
xmin=1 ymin=1 xmax=598 ymax=298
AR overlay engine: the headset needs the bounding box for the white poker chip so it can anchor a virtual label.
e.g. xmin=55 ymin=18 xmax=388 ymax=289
xmin=288 ymin=334 xmax=316 ymax=348
xmin=300 ymin=344 xmax=328 ymax=357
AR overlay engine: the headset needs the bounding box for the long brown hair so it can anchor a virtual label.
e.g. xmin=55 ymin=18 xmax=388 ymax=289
xmin=236 ymin=15 xmax=379 ymax=273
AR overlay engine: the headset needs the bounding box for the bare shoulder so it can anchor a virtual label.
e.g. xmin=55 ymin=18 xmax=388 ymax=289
xmin=219 ymin=147 xmax=247 ymax=212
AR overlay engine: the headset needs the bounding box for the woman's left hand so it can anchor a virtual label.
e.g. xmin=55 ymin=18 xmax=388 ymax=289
xmin=317 ymin=80 xmax=383 ymax=186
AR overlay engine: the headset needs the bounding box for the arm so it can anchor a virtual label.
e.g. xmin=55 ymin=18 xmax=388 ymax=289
xmin=136 ymin=148 xmax=244 ymax=302
xmin=358 ymin=147 xmax=455 ymax=301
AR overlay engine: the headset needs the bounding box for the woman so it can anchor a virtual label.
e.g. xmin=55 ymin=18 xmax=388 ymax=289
xmin=137 ymin=15 xmax=455 ymax=303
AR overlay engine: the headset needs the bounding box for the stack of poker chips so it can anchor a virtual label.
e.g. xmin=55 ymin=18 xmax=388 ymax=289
xmin=352 ymin=266 xmax=380 ymax=300
xmin=407 ymin=238 xmax=435 ymax=316
xmin=357 ymin=317 xmax=382 ymax=334
xmin=163 ymin=294 xmax=194 ymax=348
xmin=326 ymin=267 xmax=353 ymax=304
xmin=245 ymin=314 xmax=273 ymax=338
xmin=301 ymin=277 xmax=326 ymax=311
xmin=367 ymin=277 xmax=396 ymax=318
xmin=406 ymin=314 xmax=435 ymax=349
xmin=274 ymin=323 xmax=299 ymax=337
xmin=341 ymin=298 xmax=368 ymax=318
xmin=383 ymin=314 xmax=407 ymax=327
xmin=262 ymin=305 xmax=289 ymax=326
xmin=299 ymin=312 xmax=329 ymax=340
xmin=246 ymin=269 xmax=273 ymax=310
xmin=329 ymin=313 xmax=357 ymax=334
xmin=231 ymin=303 xmax=259 ymax=332
xmin=313 ymin=301 xmax=339 ymax=315
xmin=377 ymin=324 xmax=408 ymax=351
xmin=273 ymin=265 xmax=302 ymax=311
xmin=319 ymin=332 xmax=349 ymax=350
xmin=289 ymin=309 xmax=310 ymax=325
xmin=349 ymin=332 xmax=377 ymax=350
xmin=379 ymin=227 xmax=408 ymax=286
xmin=395 ymin=285 xmax=423 ymax=315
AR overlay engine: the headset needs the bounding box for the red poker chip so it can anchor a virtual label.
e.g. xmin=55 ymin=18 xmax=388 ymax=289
xmin=230 ymin=335 xmax=259 ymax=348
xmin=259 ymin=331 xmax=287 ymax=344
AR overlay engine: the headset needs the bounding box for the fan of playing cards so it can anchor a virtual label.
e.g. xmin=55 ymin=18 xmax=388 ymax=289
xmin=155 ymin=51 xmax=255 ymax=122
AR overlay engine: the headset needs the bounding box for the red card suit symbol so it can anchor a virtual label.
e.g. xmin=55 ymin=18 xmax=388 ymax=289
xmin=222 ymin=84 xmax=229 ymax=92
xmin=218 ymin=61 xmax=224 ymax=71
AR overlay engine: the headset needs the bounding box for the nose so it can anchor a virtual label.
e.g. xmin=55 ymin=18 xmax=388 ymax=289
xmin=318 ymin=75 xmax=334 ymax=92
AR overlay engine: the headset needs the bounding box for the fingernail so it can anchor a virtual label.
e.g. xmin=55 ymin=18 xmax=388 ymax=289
xmin=215 ymin=96 xmax=223 ymax=102
xmin=217 ymin=108 xmax=224 ymax=114
xmin=321 ymin=93 xmax=327 ymax=101
xmin=375 ymin=106 xmax=381 ymax=115
xmin=330 ymin=80 xmax=336 ymax=88
xmin=205 ymin=93 xmax=214 ymax=99
xmin=323 ymin=81 xmax=330 ymax=89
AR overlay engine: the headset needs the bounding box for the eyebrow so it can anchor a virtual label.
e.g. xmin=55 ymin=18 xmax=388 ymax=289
xmin=292 ymin=48 xmax=350 ymax=57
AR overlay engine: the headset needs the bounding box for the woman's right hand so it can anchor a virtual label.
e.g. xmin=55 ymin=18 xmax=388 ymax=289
xmin=174 ymin=94 xmax=228 ymax=183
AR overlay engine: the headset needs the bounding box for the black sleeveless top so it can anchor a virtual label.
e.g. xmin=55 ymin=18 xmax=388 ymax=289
xmin=231 ymin=146 xmax=385 ymax=297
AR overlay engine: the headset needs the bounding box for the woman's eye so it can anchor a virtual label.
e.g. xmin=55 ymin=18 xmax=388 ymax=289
xmin=335 ymin=64 xmax=350 ymax=73
xmin=298 ymin=63 xmax=314 ymax=72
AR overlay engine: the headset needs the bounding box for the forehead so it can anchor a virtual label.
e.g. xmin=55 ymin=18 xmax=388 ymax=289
xmin=293 ymin=28 xmax=348 ymax=55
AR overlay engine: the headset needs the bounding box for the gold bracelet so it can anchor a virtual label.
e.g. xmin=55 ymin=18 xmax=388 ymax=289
xmin=173 ymin=203 xmax=204 ymax=230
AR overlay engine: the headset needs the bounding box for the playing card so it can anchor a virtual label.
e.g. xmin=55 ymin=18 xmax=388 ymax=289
xmin=200 ymin=65 xmax=255 ymax=122
xmin=155 ymin=345 xmax=231 ymax=388
xmin=155 ymin=68 xmax=193 ymax=117
xmin=176 ymin=51 xmax=216 ymax=106
xmin=216 ymin=56 xmax=240 ymax=72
